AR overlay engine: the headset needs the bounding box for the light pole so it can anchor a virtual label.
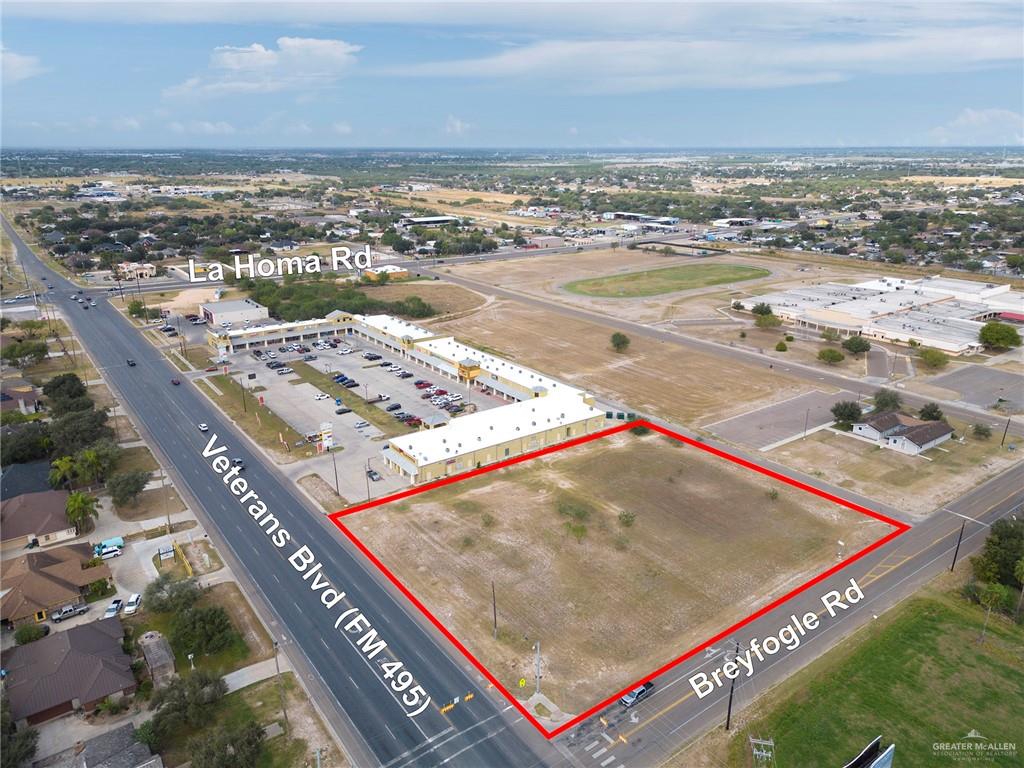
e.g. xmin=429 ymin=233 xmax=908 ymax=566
xmin=273 ymin=640 xmax=290 ymax=733
xmin=725 ymin=640 xmax=739 ymax=731
xmin=331 ymin=448 xmax=340 ymax=496
xmin=533 ymin=641 xmax=542 ymax=695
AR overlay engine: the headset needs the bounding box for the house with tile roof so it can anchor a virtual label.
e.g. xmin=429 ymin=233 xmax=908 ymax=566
xmin=0 ymin=543 xmax=111 ymax=626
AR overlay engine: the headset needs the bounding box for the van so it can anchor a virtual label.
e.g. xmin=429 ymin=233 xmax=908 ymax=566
xmin=94 ymin=537 xmax=125 ymax=556
xmin=99 ymin=546 xmax=123 ymax=560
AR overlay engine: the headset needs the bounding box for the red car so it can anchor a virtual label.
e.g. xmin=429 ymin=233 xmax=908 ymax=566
xmin=205 ymin=366 xmax=218 ymax=372
xmin=415 ymin=382 xmax=432 ymax=389
xmin=434 ymin=389 xmax=448 ymax=396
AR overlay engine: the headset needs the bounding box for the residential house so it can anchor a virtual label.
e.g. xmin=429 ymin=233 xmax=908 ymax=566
xmin=1 ymin=618 xmax=135 ymax=725
xmin=0 ymin=489 xmax=76 ymax=553
xmin=0 ymin=459 xmax=51 ymax=500
xmin=46 ymin=723 xmax=163 ymax=768
xmin=0 ymin=379 xmax=40 ymax=414
xmin=268 ymin=239 xmax=299 ymax=251
xmin=0 ymin=543 xmax=111 ymax=626
xmin=851 ymin=411 xmax=954 ymax=456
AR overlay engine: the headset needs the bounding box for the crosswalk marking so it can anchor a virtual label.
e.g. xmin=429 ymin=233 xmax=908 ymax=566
xmin=593 ymin=748 xmax=608 ymax=758
xmin=600 ymin=756 xmax=616 ymax=767
xmin=584 ymin=740 xmax=600 ymax=752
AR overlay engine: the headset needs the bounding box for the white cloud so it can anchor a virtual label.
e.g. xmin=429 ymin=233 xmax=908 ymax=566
xmin=111 ymin=116 xmax=142 ymax=131
xmin=164 ymin=36 xmax=361 ymax=99
xmin=169 ymin=120 xmax=236 ymax=135
xmin=332 ymin=121 xmax=353 ymax=135
xmin=445 ymin=115 xmax=470 ymax=136
xmin=400 ymin=22 xmax=1021 ymax=93
xmin=2 ymin=47 xmax=46 ymax=84
xmin=929 ymin=108 xmax=1024 ymax=146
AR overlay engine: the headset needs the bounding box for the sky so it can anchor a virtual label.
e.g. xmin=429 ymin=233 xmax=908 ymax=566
xmin=2 ymin=1 xmax=1023 ymax=148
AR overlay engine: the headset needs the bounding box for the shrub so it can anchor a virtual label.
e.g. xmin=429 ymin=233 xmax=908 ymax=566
xmin=775 ymin=341 xmax=788 ymax=352
xmin=817 ymin=348 xmax=845 ymax=365
xmin=14 ymin=624 xmax=47 ymax=645
xmin=972 ymin=423 xmax=992 ymax=439
xmin=785 ymin=334 xmax=794 ymax=342
xmin=618 ymin=510 xmax=636 ymax=527
xmin=766 ymin=488 xmax=779 ymax=501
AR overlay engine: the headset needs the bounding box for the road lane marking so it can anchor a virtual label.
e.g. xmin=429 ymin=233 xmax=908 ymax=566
xmin=600 ymin=756 xmax=616 ymax=767
xmin=584 ymin=740 xmax=599 ymax=752
xmin=593 ymin=748 xmax=608 ymax=758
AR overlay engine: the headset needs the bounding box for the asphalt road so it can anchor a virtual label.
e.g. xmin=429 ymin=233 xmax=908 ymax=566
xmin=3 ymin=216 xmax=563 ymax=768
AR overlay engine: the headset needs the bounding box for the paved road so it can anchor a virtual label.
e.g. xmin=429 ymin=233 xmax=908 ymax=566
xmin=4 ymin=216 xmax=564 ymax=768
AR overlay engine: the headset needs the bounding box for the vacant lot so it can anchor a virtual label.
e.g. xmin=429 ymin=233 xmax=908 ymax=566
xmin=430 ymin=299 xmax=812 ymax=425
xmin=563 ymin=264 xmax=770 ymax=298
xmin=350 ymin=432 xmax=885 ymax=714
xmin=356 ymin=281 xmax=486 ymax=316
xmin=772 ymin=420 xmax=1021 ymax=517
xmin=722 ymin=580 xmax=1022 ymax=768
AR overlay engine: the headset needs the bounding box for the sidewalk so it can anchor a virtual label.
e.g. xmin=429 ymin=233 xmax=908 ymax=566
xmin=222 ymin=656 xmax=293 ymax=693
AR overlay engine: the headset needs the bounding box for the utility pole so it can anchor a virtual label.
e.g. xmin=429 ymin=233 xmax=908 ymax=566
xmin=239 ymin=375 xmax=247 ymax=413
xmin=492 ymin=581 xmax=498 ymax=639
xmin=364 ymin=458 xmax=371 ymax=501
xmin=725 ymin=640 xmax=739 ymax=730
xmin=802 ymin=408 xmax=809 ymax=439
xmin=533 ymin=641 xmax=542 ymax=695
xmin=950 ymin=519 xmax=967 ymax=572
xmin=273 ymin=640 xmax=290 ymax=733
xmin=331 ymin=448 xmax=340 ymax=496
xmin=162 ymin=468 xmax=171 ymax=536
xmin=1000 ymin=416 xmax=1011 ymax=447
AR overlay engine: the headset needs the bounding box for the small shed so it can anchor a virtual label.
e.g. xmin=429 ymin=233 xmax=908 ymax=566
xmin=138 ymin=631 xmax=176 ymax=688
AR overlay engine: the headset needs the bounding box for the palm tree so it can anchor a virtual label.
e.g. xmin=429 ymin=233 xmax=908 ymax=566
xmin=65 ymin=491 xmax=99 ymax=535
xmin=49 ymin=455 xmax=77 ymax=490
xmin=75 ymin=448 xmax=103 ymax=487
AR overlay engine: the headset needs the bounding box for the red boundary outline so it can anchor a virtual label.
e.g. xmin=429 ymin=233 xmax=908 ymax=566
xmin=328 ymin=419 xmax=910 ymax=739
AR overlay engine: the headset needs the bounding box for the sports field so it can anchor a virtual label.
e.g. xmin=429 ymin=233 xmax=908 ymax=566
xmin=349 ymin=431 xmax=886 ymax=714
xmin=562 ymin=264 xmax=770 ymax=297
xmin=720 ymin=582 xmax=1023 ymax=767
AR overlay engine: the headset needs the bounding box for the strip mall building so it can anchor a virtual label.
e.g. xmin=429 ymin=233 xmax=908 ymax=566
xmin=209 ymin=311 xmax=607 ymax=483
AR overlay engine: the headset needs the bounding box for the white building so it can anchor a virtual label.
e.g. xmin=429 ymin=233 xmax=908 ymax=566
xmin=199 ymin=299 xmax=270 ymax=327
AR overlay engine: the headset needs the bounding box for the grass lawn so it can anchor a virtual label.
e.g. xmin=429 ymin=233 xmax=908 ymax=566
xmin=204 ymin=374 xmax=305 ymax=459
xmin=289 ymin=361 xmax=415 ymax=438
xmin=724 ymin=582 xmax=1023 ymax=767
xmin=115 ymin=486 xmax=186 ymax=522
xmin=563 ymin=264 xmax=770 ymax=297
xmin=117 ymin=445 xmax=159 ymax=473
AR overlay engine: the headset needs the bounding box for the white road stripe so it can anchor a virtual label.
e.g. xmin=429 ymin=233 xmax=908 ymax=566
xmin=600 ymin=756 xmax=616 ymax=767
xmin=593 ymin=748 xmax=607 ymax=758
xmin=584 ymin=740 xmax=600 ymax=752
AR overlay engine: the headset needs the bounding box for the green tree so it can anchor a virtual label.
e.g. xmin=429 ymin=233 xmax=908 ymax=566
xmin=49 ymin=455 xmax=77 ymax=490
xmin=751 ymin=302 xmax=773 ymax=316
xmin=171 ymin=606 xmax=236 ymax=655
xmin=755 ymin=313 xmax=782 ymax=329
xmin=831 ymin=401 xmax=863 ymax=425
xmin=919 ymin=402 xmax=944 ymax=421
xmin=774 ymin=340 xmax=788 ymax=352
xmin=1 ymin=340 xmax=48 ymax=368
xmin=42 ymin=373 xmax=87 ymax=402
xmin=1 ymin=691 xmax=38 ymax=768
xmin=14 ymin=320 xmax=46 ymax=339
xmin=972 ymin=423 xmax=992 ymax=439
xmin=143 ymin=574 xmax=201 ymax=614
xmin=820 ymin=328 xmax=840 ymax=344
xmin=149 ymin=670 xmax=227 ymax=747
xmin=49 ymin=409 xmax=113 ymax=455
xmin=51 ymin=395 xmax=94 ymax=418
xmin=970 ymin=519 xmax=1024 ymax=588
xmin=978 ymin=583 xmax=1009 ymax=643
xmin=107 ymin=470 xmax=151 ymax=507
xmin=74 ymin=447 xmax=105 ymax=486
xmin=14 ymin=624 xmax=47 ymax=645
xmin=979 ymin=321 xmax=1021 ymax=349
xmin=65 ymin=491 xmax=99 ymax=535
xmin=189 ymin=722 xmax=265 ymax=768
xmin=817 ymin=348 xmax=844 ymax=365
xmin=1 ymin=423 xmax=50 ymax=465
xmin=873 ymin=388 xmax=902 ymax=412
xmin=610 ymin=332 xmax=631 ymax=353
xmin=918 ymin=347 xmax=949 ymax=369
xmin=1015 ymin=558 xmax=1024 ymax=618
xmin=841 ymin=336 xmax=871 ymax=356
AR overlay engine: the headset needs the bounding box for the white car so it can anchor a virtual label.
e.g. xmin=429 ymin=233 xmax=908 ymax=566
xmin=339 ymin=349 xmax=354 ymax=355
xmin=124 ymin=593 xmax=142 ymax=616
xmin=314 ymin=393 xmax=330 ymax=401
xmin=354 ymin=420 xmax=370 ymax=429
xmin=103 ymin=599 xmax=124 ymax=619
xmin=198 ymin=423 xmax=209 ymax=432
xmin=267 ymin=351 xmax=277 ymax=359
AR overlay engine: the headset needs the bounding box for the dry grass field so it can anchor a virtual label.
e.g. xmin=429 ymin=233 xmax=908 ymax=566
xmin=356 ymin=281 xmax=486 ymax=316
xmin=350 ymin=432 xmax=885 ymax=714
xmin=429 ymin=299 xmax=813 ymax=426
xmin=773 ymin=421 xmax=1021 ymax=517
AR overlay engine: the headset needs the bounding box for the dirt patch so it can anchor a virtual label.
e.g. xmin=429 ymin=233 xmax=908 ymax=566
xmin=185 ymin=540 xmax=224 ymax=575
xmin=429 ymin=299 xmax=812 ymax=425
xmin=350 ymin=432 xmax=886 ymax=714
xmin=298 ymin=474 xmax=349 ymax=512
xmin=114 ymin=486 xmax=187 ymax=522
xmin=356 ymin=281 xmax=486 ymax=316
xmin=150 ymin=286 xmax=222 ymax=315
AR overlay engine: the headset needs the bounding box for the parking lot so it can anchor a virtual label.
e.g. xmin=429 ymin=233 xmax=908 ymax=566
xmin=929 ymin=366 xmax=1023 ymax=410
xmin=707 ymin=389 xmax=856 ymax=450
xmin=217 ymin=336 xmax=506 ymax=498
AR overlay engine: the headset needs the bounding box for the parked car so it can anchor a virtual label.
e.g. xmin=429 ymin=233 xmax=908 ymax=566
xmin=377 ymin=394 xmax=391 ymax=401
xmin=366 ymin=469 xmax=382 ymax=482
xmin=421 ymin=392 xmax=434 ymax=399
xmin=277 ymin=367 xmax=293 ymax=375
xmin=124 ymin=593 xmax=142 ymax=616
xmin=314 ymin=393 xmax=330 ymax=401
xmin=335 ymin=407 xmax=352 ymax=415
xmin=354 ymin=421 xmax=370 ymax=429
xmin=398 ymin=372 xmax=415 ymax=379
xmin=51 ymin=604 xmax=88 ymax=623
xmin=385 ymin=403 xmax=402 ymax=412
xmin=344 ymin=380 xmax=359 ymax=388
xmin=103 ymin=599 xmax=124 ymax=619
xmin=99 ymin=546 xmax=123 ymax=560
xmin=620 ymin=682 xmax=654 ymax=708
xmin=303 ymin=354 xmax=318 ymax=361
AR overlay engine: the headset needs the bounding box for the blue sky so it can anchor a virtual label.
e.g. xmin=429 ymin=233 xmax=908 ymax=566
xmin=2 ymin=1 xmax=1022 ymax=148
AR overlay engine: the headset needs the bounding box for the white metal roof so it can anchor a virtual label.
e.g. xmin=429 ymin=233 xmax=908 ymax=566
xmin=356 ymin=314 xmax=435 ymax=341
xmin=388 ymin=394 xmax=601 ymax=467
